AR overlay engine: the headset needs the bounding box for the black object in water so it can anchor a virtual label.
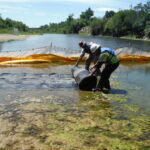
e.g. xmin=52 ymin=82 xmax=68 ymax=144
xmin=71 ymin=66 xmax=97 ymax=91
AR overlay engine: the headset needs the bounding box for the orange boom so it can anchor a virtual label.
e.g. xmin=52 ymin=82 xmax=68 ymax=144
xmin=0 ymin=53 xmax=150 ymax=65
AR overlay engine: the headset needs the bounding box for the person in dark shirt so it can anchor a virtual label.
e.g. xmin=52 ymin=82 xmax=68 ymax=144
xmin=75 ymin=41 xmax=101 ymax=70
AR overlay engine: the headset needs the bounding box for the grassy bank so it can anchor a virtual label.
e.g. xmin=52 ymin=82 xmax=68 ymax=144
xmin=0 ymin=28 xmax=15 ymax=34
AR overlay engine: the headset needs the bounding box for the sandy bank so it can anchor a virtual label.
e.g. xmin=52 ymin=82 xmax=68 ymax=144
xmin=0 ymin=34 xmax=38 ymax=42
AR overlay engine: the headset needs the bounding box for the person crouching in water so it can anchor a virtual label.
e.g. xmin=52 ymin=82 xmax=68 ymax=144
xmin=89 ymin=47 xmax=119 ymax=93
xmin=75 ymin=41 xmax=101 ymax=71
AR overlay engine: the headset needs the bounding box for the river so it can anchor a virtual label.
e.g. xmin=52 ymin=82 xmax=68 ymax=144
xmin=0 ymin=34 xmax=150 ymax=52
xmin=0 ymin=34 xmax=149 ymax=149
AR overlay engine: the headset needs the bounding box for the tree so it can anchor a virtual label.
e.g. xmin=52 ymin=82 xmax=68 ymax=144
xmin=0 ymin=16 xmax=5 ymax=28
xmin=66 ymin=14 xmax=74 ymax=33
xmin=134 ymin=3 xmax=144 ymax=12
xmin=134 ymin=1 xmax=150 ymax=12
xmin=143 ymin=1 xmax=150 ymax=12
xmin=144 ymin=21 xmax=150 ymax=37
xmin=132 ymin=11 xmax=148 ymax=38
xmin=105 ymin=10 xmax=137 ymax=37
xmin=37 ymin=1 xmax=150 ymax=38
xmin=5 ymin=18 xmax=13 ymax=28
xmin=80 ymin=8 xmax=94 ymax=25
xmin=104 ymin=10 xmax=116 ymax=19
xmin=66 ymin=14 xmax=74 ymax=25
xmin=0 ymin=16 xmax=29 ymax=32
xmin=70 ymin=19 xmax=85 ymax=33
xmin=90 ymin=18 xmax=106 ymax=35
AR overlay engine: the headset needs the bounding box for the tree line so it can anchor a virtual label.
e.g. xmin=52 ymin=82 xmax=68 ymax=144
xmin=0 ymin=15 xmax=29 ymax=33
xmin=0 ymin=1 xmax=150 ymax=39
xmin=39 ymin=1 xmax=150 ymax=38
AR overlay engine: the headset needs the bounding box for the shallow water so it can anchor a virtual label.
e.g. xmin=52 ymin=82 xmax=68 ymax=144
xmin=0 ymin=63 xmax=149 ymax=113
xmin=0 ymin=63 xmax=149 ymax=108
xmin=0 ymin=33 xmax=150 ymax=149
xmin=0 ymin=64 xmax=79 ymax=105
xmin=0 ymin=63 xmax=149 ymax=149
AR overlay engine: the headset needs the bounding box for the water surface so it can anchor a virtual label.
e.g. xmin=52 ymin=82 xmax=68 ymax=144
xmin=0 ymin=34 xmax=150 ymax=52
xmin=0 ymin=34 xmax=149 ymax=149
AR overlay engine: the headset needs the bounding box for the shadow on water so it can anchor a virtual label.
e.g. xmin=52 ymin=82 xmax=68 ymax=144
xmin=109 ymin=88 xmax=128 ymax=95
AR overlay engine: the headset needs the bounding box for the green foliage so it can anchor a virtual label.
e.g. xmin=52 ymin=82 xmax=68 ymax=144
xmin=134 ymin=1 xmax=150 ymax=12
xmin=80 ymin=7 xmax=94 ymax=25
xmin=104 ymin=10 xmax=116 ymax=19
xmin=69 ymin=19 xmax=85 ymax=33
xmin=132 ymin=12 xmax=148 ymax=38
xmin=39 ymin=17 xmax=85 ymax=34
xmin=1 ymin=1 xmax=150 ymax=39
xmin=0 ymin=28 xmax=14 ymax=34
xmin=105 ymin=10 xmax=137 ymax=37
xmin=39 ymin=1 xmax=150 ymax=39
xmin=0 ymin=16 xmax=29 ymax=33
xmin=36 ymin=8 xmax=93 ymax=34
xmin=90 ymin=18 xmax=106 ymax=35
xmin=144 ymin=21 xmax=150 ymax=37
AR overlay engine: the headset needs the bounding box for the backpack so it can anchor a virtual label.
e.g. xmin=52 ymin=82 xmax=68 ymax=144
xmin=101 ymin=47 xmax=116 ymax=56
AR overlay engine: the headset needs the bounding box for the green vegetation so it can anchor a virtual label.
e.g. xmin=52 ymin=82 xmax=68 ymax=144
xmin=0 ymin=89 xmax=149 ymax=150
xmin=0 ymin=1 xmax=150 ymax=39
xmin=0 ymin=15 xmax=29 ymax=33
xmin=0 ymin=15 xmax=42 ymax=35
xmin=37 ymin=1 xmax=150 ymax=39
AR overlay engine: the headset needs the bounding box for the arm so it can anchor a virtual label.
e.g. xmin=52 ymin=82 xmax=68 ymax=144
xmin=89 ymin=61 xmax=102 ymax=76
xmin=89 ymin=52 xmax=108 ymax=75
xmin=75 ymin=53 xmax=85 ymax=66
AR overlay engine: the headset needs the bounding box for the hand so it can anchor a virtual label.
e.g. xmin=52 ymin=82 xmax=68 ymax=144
xmin=88 ymin=73 xmax=93 ymax=77
xmin=89 ymin=66 xmax=94 ymax=71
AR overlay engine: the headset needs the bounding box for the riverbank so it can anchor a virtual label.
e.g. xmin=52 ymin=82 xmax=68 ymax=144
xmin=96 ymin=34 xmax=150 ymax=42
xmin=120 ymin=36 xmax=150 ymax=41
xmin=0 ymin=34 xmax=38 ymax=42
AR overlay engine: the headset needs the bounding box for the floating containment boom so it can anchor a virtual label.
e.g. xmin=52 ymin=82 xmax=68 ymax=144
xmin=71 ymin=66 xmax=97 ymax=91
